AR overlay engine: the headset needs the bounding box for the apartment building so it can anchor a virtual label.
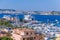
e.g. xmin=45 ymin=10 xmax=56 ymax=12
xmin=11 ymin=28 xmax=44 ymax=40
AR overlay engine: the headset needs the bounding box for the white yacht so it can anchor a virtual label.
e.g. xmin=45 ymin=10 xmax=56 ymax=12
xmin=3 ymin=15 xmax=11 ymax=20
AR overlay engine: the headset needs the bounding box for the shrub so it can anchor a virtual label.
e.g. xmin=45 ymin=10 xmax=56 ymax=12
xmin=0 ymin=36 xmax=13 ymax=40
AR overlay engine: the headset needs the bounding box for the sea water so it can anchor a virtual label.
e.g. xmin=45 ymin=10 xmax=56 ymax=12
xmin=0 ymin=13 xmax=60 ymax=26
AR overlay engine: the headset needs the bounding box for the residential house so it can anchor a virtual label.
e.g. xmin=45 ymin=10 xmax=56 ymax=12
xmin=11 ymin=28 xmax=44 ymax=40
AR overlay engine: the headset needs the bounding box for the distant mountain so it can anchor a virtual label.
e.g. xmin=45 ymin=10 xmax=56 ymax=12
xmin=0 ymin=9 xmax=60 ymax=15
xmin=0 ymin=9 xmax=16 ymax=11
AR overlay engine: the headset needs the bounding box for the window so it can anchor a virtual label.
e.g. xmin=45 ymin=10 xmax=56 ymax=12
xmin=31 ymin=32 xmax=32 ymax=35
xmin=26 ymin=32 xmax=28 ymax=35
xmin=31 ymin=32 xmax=34 ymax=35
xmin=34 ymin=37 xmax=36 ymax=39
xmin=23 ymin=38 xmax=25 ymax=40
xmin=30 ymin=37 xmax=33 ymax=40
xmin=27 ymin=38 xmax=30 ymax=40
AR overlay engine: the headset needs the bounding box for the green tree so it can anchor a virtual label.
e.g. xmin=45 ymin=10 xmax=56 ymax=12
xmin=0 ymin=20 xmax=13 ymax=28
xmin=0 ymin=36 xmax=13 ymax=40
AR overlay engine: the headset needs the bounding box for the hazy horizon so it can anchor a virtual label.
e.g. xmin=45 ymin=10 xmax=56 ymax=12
xmin=0 ymin=0 xmax=60 ymax=11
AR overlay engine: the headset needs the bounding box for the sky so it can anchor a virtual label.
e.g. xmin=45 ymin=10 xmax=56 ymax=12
xmin=0 ymin=0 xmax=60 ymax=11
